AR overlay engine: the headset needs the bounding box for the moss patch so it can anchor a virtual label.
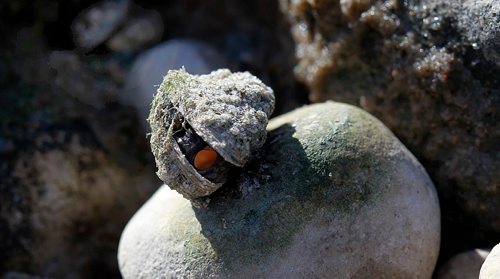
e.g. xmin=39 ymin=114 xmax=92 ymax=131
xmin=191 ymin=103 xmax=399 ymax=270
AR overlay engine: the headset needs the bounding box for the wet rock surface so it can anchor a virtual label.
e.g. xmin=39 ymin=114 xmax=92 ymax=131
xmin=118 ymin=102 xmax=440 ymax=278
xmin=280 ymin=0 xmax=500 ymax=254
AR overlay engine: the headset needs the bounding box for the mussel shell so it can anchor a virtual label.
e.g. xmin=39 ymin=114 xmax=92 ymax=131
xmin=148 ymin=68 xmax=274 ymax=199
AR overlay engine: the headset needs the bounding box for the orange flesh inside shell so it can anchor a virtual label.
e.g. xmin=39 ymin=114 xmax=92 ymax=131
xmin=194 ymin=147 xmax=218 ymax=170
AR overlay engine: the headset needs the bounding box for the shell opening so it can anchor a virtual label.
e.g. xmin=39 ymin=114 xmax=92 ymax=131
xmin=171 ymin=112 xmax=234 ymax=183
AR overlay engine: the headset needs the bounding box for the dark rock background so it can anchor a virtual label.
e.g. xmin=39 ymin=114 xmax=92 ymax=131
xmin=0 ymin=0 xmax=498 ymax=277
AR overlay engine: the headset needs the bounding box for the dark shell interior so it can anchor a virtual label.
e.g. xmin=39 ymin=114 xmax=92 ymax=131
xmin=171 ymin=112 xmax=233 ymax=183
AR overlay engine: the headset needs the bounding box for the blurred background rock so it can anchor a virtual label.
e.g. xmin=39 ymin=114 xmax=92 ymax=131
xmin=0 ymin=0 xmax=304 ymax=278
xmin=0 ymin=0 xmax=498 ymax=278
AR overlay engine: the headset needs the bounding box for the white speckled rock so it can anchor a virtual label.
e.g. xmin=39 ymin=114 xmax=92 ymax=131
xmin=437 ymin=249 xmax=490 ymax=279
xmin=122 ymin=39 xmax=227 ymax=127
xmin=118 ymin=102 xmax=441 ymax=278
xmin=480 ymin=243 xmax=500 ymax=279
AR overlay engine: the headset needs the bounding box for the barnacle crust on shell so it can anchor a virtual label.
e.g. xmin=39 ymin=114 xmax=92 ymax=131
xmin=148 ymin=68 xmax=275 ymax=200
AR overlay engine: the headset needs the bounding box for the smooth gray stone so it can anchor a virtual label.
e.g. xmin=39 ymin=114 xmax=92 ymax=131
xmin=119 ymin=102 xmax=441 ymax=278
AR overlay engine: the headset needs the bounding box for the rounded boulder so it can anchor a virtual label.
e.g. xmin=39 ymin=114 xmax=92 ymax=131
xmin=118 ymin=102 xmax=441 ymax=278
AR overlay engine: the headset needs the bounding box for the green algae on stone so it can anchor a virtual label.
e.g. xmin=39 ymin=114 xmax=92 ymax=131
xmin=119 ymin=102 xmax=441 ymax=278
xmin=148 ymin=68 xmax=275 ymax=200
xmin=280 ymin=0 xmax=500 ymax=243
